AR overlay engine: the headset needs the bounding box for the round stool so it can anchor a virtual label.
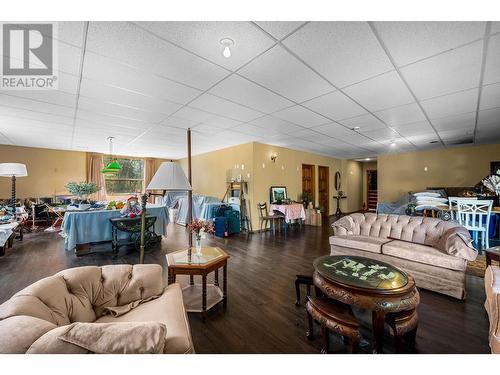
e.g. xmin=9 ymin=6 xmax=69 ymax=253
xmin=306 ymin=296 xmax=361 ymax=353
xmin=385 ymin=308 xmax=418 ymax=352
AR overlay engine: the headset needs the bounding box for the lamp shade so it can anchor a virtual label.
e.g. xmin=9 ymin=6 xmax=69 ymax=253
xmin=0 ymin=163 xmax=27 ymax=177
xmin=146 ymin=162 xmax=192 ymax=191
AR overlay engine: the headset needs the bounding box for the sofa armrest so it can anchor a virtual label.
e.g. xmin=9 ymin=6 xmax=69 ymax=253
xmin=485 ymin=266 xmax=500 ymax=353
xmin=331 ymin=216 xmax=355 ymax=236
xmin=437 ymin=227 xmax=477 ymax=261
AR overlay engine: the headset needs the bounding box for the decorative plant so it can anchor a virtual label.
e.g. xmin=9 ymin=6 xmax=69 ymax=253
xmin=65 ymin=182 xmax=100 ymax=202
xmin=482 ymin=171 xmax=500 ymax=195
xmin=187 ymin=219 xmax=215 ymax=240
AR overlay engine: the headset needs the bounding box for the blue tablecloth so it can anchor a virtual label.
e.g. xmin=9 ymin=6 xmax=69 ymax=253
xmin=62 ymin=204 xmax=169 ymax=251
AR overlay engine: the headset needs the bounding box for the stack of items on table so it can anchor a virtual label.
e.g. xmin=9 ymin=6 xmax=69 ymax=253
xmin=413 ymin=191 xmax=448 ymax=212
xmin=214 ymin=205 xmax=240 ymax=238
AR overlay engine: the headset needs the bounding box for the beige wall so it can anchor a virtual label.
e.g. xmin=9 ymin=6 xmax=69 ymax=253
xmin=378 ymin=143 xmax=500 ymax=202
xmin=0 ymin=145 xmax=87 ymax=199
xmin=343 ymin=160 xmax=363 ymax=213
xmin=362 ymin=161 xmax=378 ymax=207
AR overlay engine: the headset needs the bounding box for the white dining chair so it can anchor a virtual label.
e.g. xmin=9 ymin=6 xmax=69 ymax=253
xmin=455 ymin=199 xmax=493 ymax=249
xmin=448 ymin=196 xmax=477 ymax=220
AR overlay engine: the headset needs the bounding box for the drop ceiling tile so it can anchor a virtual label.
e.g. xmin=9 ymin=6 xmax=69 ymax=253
xmin=374 ymin=103 xmax=426 ymax=126
xmin=174 ymin=107 xmax=213 ymax=123
xmin=484 ymin=34 xmax=500 ymax=85
xmin=339 ymin=114 xmax=387 ymax=132
xmin=159 ymin=116 xmax=200 ymax=130
xmin=82 ymin=52 xmax=201 ymax=104
xmin=189 ymin=93 xmax=262 ymax=122
xmin=374 ymin=22 xmax=486 ymax=66
xmin=238 ymin=45 xmax=332 ymax=103
xmin=401 ymin=41 xmax=483 ymax=100
xmin=432 ymin=112 xmax=476 ymax=130
xmin=343 ymin=71 xmax=414 ymax=112
xmin=477 ymin=107 xmax=500 ymax=127
xmin=192 ymin=124 xmax=225 ymax=136
xmin=136 ymin=22 xmax=276 ymax=71
xmin=283 ymin=22 xmax=393 ymax=87
xmin=439 ymin=128 xmax=474 ymax=142
xmin=233 ymin=123 xmax=280 ymax=138
xmin=1 ymin=89 xmax=76 ymax=109
xmin=313 ymin=123 xmax=353 ymax=138
xmin=302 ymin=91 xmax=366 ymax=121
xmin=481 ymin=82 xmax=500 ymax=111
xmin=249 ymin=115 xmax=303 ymax=133
xmin=202 ymin=115 xmax=242 ymax=130
xmin=272 ymin=105 xmax=329 ymax=128
xmin=0 ymin=94 xmax=74 ymax=117
xmin=254 ymin=22 xmax=306 ymax=40
xmin=76 ymin=111 xmax=151 ymax=131
xmin=209 ymin=75 xmax=293 ymax=113
xmin=0 ymin=106 xmax=73 ymax=125
xmin=86 ymin=22 xmax=228 ymax=90
xmin=360 ymin=128 xmax=400 ymax=141
xmin=420 ymin=88 xmax=478 ymax=119
xmin=391 ymin=121 xmax=435 ymax=136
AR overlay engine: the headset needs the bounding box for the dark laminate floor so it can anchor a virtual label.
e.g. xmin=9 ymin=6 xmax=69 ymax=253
xmin=0 ymin=220 xmax=491 ymax=354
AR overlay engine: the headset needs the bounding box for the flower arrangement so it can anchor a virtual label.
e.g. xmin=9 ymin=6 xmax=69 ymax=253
xmin=65 ymin=182 xmax=100 ymax=202
xmin=482 ymin=171 xmax=500 ymax=195
xmin=187 ymin=219 xmax=215 ymax=240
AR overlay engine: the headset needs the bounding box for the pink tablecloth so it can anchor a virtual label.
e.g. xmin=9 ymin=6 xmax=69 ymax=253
xmin=269 ymin=203 xmax=306 ymax=223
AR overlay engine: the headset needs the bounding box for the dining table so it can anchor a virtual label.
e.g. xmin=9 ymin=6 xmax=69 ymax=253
xmin=269 ymin=203 xmax=306 ymax=224
xmin=61 ymin=204 xmax=169 ymax=252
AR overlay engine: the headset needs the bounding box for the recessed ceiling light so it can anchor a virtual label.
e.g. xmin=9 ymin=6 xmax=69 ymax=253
xmin=365 ymin=158 xmax=371 ymax=161
xmin=390 ymin=140 xmax=396 ymax=147
xmin=220 ymin=38 xmax=234 ymax=58
xmin=352 ymin=126 xmax=360 ymax=131
xmin=429 ymin=140 xmax=439 ymax=144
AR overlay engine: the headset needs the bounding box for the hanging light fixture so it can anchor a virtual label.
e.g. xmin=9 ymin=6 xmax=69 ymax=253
xmin=220 ymin=38 xmax=234 ymax=58
xmin=101 ymin=136 xmax=122 ymax=175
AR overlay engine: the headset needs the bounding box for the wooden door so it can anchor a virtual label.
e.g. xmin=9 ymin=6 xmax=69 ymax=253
xmin=366 ymin=170 xmax=378 ymax=211
xmin=302 ymin=164 xmax=315 ymax=204
xmin=318 ymin=166 xmax=329 ymax=217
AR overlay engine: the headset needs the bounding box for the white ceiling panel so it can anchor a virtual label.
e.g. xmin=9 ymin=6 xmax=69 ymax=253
xmin=480 ymin=82 xmax=500 ymax=110
xmin=82 ymin=52 xmax=201 ymax=104
xmin=0 ymin=106 xmax=73 ymax=126
xmin=189 ymin=93 xmax=262 ymax=122
xmin=432 ymin=112 xmax=476 ymax=130
xmin=374 ymin=103 xmax=426 ymax=126
xmin=313 ymin=123 xmax=357 ymax=138
xmin=400 ymin=41 xmax=483 ymax=99
xmin=160 ymin=115 xmax=201 ymax=130
xmin=135 ymin=22 xmax=275 ymax=71
xmin=254 ymin=22 xmax=306 ymax=40
xmin=391 ymin=121 xmax=435 ymax=136
xmin=249 ymin=115 xmax=303 ymax=133
xmin=302 ymin=91 xmax=366 ymax=121
xmin=233 ymin=123 xmax=280 ymax=138
xmin=272 ymin=105 xmax=329 ymax=128
xmin=483 ymin=34 xmax=500 ymax=85
xmin=492 ymin=22 xmax=500 ymax=34
xmin=86 ymin=22 xmax=228 ymax=90
xmin=360 ymin=128 xmax=400 ymax=141
xmin=1 ymin=88 xmax=76 ymax=109
xmin=202 ymin=115 xmax=242 ymax=130
xmin=75 ymin=110 xmax=152 ymax=131
xmin=343 ymin=71 xmax=414 ymax=112
xmin=339 ymin=114 xmax=387 ymax=132
xmin=283 ymin=22 xmax=393 ymax=87
xmin=192 ymin=124 xmax=225 ymax=136
xmin=209 ymin=74 xmax=293 ymax=113
xmin=238 ymin=45 xmax=332 ymax=102
xmin=478 ymin=107 xmax=500 ymax=127
xmin=420 ymin=88 xmax=478 ymax=119
xmin=0 ymin=94 xmax=74 ymax=117
xmin=374 ymin=22 xmax=486 ymax=66
xmin=174 ymin=107 xmax=213 ymax=123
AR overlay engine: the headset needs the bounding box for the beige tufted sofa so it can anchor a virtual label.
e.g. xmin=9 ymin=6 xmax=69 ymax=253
xmin=485 ymin=265 xmax=500 ymax=353
xmin=331 ymin=213 xmax=477 ymax=300
xmin=0 ymin=264 xmax=194 ymax=354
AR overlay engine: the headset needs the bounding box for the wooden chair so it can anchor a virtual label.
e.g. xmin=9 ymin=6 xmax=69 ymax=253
xmin=456 ymin=199 xmax=493 ymax=249
xmin=257 ymin=202 xmax=284 ymax=234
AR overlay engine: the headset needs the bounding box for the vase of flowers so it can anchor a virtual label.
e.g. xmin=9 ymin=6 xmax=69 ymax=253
xmin=187 ymin=219 xmax=215 ymax=256
xmin=65 ymin=182 xmax=99 ymax=210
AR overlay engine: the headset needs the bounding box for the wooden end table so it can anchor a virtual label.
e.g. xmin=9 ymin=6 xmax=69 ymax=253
xmin=166 ymin=247 xmax=229 ymax=322
xmin=313 ymin=255 xmax=420 ymax=353
xmin=486 ymin=247 xmax=500 ymax=266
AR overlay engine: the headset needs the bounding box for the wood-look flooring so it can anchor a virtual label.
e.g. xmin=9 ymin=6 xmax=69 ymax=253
xmin=0 ymin=220 xmax=491 ymax=354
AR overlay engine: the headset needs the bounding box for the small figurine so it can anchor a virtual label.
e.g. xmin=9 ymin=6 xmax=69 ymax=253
xmin=120 ymin=196 xmax=142 ymax=218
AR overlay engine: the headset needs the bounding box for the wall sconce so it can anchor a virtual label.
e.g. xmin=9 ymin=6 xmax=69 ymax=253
xmin=270 ymin=152 xmax=278 ymax=163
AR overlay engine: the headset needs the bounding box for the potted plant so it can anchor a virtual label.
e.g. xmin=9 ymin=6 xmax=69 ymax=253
xmin=300 ymin=191 xmax=312 ymax=209
xmin=65 ymin=182 xmax=99 ymax=210
xmin=187 ymin=219 xmax=215 ymax=256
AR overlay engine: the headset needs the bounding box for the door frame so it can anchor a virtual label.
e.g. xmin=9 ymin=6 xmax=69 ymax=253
xmin=302 ymin=164 xmax=315 ymax=204
xmin=366 ymin=169 xmax=377 ymax=208
xmin=318 ymin=165 xmax=329 ymax=217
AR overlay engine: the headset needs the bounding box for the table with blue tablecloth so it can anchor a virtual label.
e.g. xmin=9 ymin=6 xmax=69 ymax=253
xmin=61 ymin=204 xmax=169 ymax=251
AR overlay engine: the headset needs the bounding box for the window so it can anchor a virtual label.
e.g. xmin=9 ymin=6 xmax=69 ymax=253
xmin=103 ymin=157 xmax=144 ymax=195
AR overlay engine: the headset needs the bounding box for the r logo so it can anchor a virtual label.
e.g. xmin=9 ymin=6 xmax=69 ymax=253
xmin=2 ymin=23 xmax=53 ymax=76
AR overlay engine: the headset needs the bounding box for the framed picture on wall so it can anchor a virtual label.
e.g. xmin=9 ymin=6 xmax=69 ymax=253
xmin=270 ymin=186 xmax=287 ymax=204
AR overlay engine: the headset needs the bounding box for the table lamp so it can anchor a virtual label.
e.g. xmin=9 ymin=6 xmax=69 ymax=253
xmin=0 ymin=163 xmax=27 ymax=209
xmin=139 ymin=162 xmax=192 ymax=263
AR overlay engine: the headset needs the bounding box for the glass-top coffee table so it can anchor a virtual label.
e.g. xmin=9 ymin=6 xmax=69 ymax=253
xmin=311 ymin=255 xmax=419 ymax=353
xmin=166 ymin=247 xmax=229 ymax=322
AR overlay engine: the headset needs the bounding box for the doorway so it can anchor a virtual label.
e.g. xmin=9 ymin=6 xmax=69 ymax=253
xmin=318 ymin=166 xmax=329 ymax=218
xmin=366 ymin=170 xmax=378 ymax=211
xmin=302 ymin=164 xmax=315 ymax=205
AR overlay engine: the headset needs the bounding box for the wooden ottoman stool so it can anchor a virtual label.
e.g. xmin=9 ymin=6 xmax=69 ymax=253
xmin=306 ymin=295 xmax=361 ymax=353
xmin=385 ymin=308 xmax=418 ymax=352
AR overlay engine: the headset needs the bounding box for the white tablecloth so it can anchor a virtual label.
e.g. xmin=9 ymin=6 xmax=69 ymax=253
xmin=0 ymin=222 xmax=18 ymax=247
xmin=269 ymin=203 xmax=306 ymax=223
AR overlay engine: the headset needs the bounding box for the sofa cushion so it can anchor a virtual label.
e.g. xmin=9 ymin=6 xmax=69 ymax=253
xmin=382 ymin=240 xmax=466 ymax=271
xmin=485 ymin=265 xmax=500 ymax=353
xmin=95 ymin=283 xmax=194 ymax=354
xmin=0 ymin=315 xmax=57 ymax=353
xmin=330 ymin=235 xmax=391 ymax=254
xmin=27 ymin=325 xmax=90 ymax=354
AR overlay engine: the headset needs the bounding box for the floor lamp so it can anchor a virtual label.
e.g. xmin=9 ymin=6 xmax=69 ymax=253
xmin=139 ymin=161 xmax=192 ymax=263
xmin=0 ymin=163 xmax=28 ymax=210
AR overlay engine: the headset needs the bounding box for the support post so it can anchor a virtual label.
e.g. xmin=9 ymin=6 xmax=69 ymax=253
xmin=10 ymin=175 xmax=16 ymax=211
xmin=187 ymin=128 xmax=193 ymax=256
xmin=139 ymin=193 xmax=148 ymax=264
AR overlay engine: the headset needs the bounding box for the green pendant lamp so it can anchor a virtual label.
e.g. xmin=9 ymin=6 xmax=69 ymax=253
xmin=101 ymin=136 xmax=122 ymax=175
